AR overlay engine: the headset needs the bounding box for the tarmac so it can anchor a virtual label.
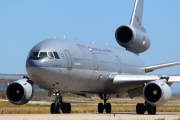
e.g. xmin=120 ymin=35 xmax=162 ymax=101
xmin=1 ymin=112 xmax=180 ymax=120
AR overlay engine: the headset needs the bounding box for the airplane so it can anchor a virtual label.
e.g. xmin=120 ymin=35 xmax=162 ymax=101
xmin=1 ymin=0 xmax=180 ymax=115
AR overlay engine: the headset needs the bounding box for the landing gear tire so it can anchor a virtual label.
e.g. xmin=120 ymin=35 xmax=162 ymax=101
xmin=105 ymin=103 xmax=111 ymax=113
xmin=50 ymin=103 xmax=60 ymax=114
xmin=50 ymin=92 xmax=71 ymax=114
xmin=98 ymin=103 xmax=104 ymax=113
xmin=147 ymin=104 xmax=156 ymax=115
xmin=136 ymin=103 xmax=145 ymax=114
xmin=98 ymin=94 xmax=111 ymax=113
xmin=67 ymin=103 xmax=71 ymax=113
xmin=136 ymin=102 xmax=156 ymax=115
xmin=62 ymin=103 xmax=71 ymax=113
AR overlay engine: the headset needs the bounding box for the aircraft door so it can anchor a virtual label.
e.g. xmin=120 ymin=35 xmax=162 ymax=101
xmin=116 ymin=56 xmax=121 ymax=73
xmin=64 ymin=50 xmax=72 ymax=69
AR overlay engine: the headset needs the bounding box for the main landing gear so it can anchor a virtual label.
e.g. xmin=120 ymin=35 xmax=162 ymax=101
xmin=50 ymin=92 xmax=71 ymax=114
xmin=136 ymin=102 xmax=156 ymax=115
xmin=98 ymin=94 xmax=111 ymax=113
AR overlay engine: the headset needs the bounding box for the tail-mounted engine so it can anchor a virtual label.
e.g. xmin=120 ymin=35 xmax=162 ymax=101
xmin=143 ymin=80 xmax=172 ymax=106
xmin=115 ymin=25 xmax=151 ymax=54
xmin=6 ymin=79 xmax=34 ymax=105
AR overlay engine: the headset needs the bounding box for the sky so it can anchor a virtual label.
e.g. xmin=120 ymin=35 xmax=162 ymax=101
xmin=1 ymin=1 xmax=180 ymax=91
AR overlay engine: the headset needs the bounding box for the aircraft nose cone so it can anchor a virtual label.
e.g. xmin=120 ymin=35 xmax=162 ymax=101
xmin=26 ymin=57 xmax=49 ymax=69
xmin=26 ymin=59 xmax=36 ymax=77
xmin=26 ymin=58 xmax=49 ymax=78
xmin=26 ymin=58 xmax=40 ymax=68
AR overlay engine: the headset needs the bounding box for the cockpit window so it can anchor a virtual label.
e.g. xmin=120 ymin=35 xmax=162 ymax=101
xmin=48 ymin=52 xmax=54 ymax=58
xmin=29 ymin=51 xmax=60 ymax=60
xmin=32 ymin=52 xmax=39 ymax=57
xmin=39 ymin=52 xmax=48 ymax=57
xmin=53 ymin=52 xmax=60 ymax=59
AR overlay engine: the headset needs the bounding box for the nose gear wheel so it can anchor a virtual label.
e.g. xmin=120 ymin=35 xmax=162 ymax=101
xmin=98 ymin=94 xmax=111 ymax=113
xmin=50 ymin=92 xmax=71 ymax=114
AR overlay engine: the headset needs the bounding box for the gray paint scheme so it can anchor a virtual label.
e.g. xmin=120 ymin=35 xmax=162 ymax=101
xmin=0 ymin=0 xmax=180 ymax=105
xmin=26 ymin=39 xmax=145 ymax=95
xmin=130 ymin=0 xmax=146 ymax=33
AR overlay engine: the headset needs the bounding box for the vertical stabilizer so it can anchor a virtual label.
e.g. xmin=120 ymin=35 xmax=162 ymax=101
xmin=130 ymin=0 xmax=146 ymax=32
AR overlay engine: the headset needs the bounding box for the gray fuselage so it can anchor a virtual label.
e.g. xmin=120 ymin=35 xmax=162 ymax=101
xmin=26 ymin=38 xmax=145 ymax=95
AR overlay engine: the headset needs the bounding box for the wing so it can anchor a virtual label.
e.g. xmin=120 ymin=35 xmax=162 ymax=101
xmin=113 ymin=74 xmax=160 ymax=84
xmin=145 ymin=61 xmax=180 ymax=72
xmin=113 ymin=74 xmax=180 ymax=84
xmin=0 ymin=74 xmax=28 ymax=83
xmin=113 ymin=74 xmax=180 ymax=99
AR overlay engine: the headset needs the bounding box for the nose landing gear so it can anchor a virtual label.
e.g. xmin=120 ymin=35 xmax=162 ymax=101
xmin=50 ymin=92 xmax=71 ymax=114
xmin=98 ymin=94 xmax=111 ymax=113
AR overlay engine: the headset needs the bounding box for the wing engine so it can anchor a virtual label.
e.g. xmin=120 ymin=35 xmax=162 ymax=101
xmin=143 ymin=80 xmax=172 ymax=106
xmin=6 ymin=79 xmax=34 ymax=105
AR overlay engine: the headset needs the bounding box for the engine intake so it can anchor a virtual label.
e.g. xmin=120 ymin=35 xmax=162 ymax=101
xmin=6 ymin=79 xmax=33 ymax=105
xmin=143 ymin=80 xmax=172 ymax=106
xmin=116 ymin=26 xmax=133 ymax=44
xmin=115 ymin=25 xmax=151 ymax=53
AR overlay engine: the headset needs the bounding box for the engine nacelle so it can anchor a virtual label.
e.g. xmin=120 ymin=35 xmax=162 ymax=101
xmin=143 ymin=80 xmax=172 ymax=106
xmin=6 ymin=79 xmax=33 ymax=105
xmin=115 ymin=25 xmax=151 ymax=53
